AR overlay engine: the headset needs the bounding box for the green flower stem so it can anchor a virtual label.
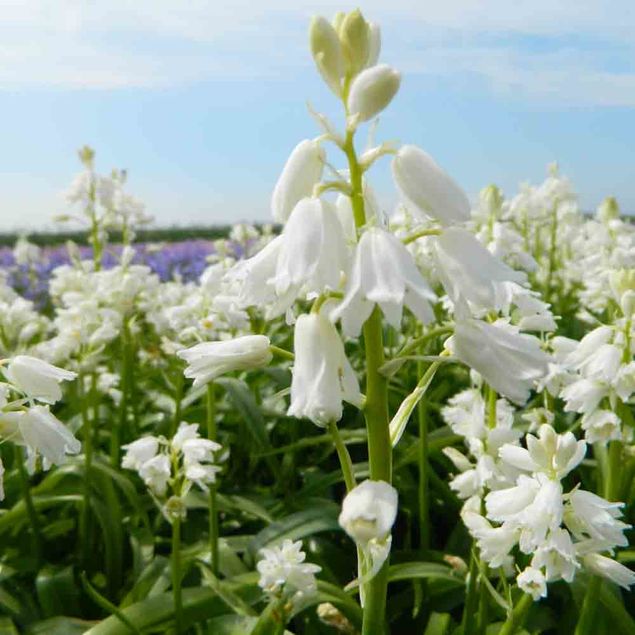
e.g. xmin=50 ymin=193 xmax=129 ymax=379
xmin=417 ymin=391 xmax=430 ymax=550
xmin=328 ymin=420 xmax=356 ymax=492
xmin=79 ymin=371 xmax=94 ymax=569
xmin=396 ymin=325 xmax=453 ymax=358
xmin=344 ymin=128 xmax=391 ymax=635
xmin=498 ymin=592 xmax=533 ymax=635
xmin=14 ymin=446 xmax=42 ymax=565
xmin=172 ymin=371 xmax=184 ymax=437
xmin=605 ymin=439 xmax=623 ymax=501
xmin=172 ymin=516 xmax=184 ymax=634
xmin=206 ymin=382 xmax=220 ymax=576
xmin=402 ymin=227 xmax=442 ymax=245
xmin=269 ymin=345 xmax=294 ymax=361
xmin=461 ymin=550 xmax=480 ymax=635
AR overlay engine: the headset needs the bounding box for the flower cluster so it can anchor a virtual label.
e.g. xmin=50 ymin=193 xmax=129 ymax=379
xmin=462 ymin=425 xmax=634 ymax=599
xmin=122 ymin=422 xmax=222 ymax=521
xmin=257 ymin=539 xmax=321 ymax=605
xmin=0 ymin=355 xmax=79 ymax=489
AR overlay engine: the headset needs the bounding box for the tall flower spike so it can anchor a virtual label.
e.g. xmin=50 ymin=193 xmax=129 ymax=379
xmin=288 ymin=312 xmax=362 ymax=426
xmin=331 ymin=227 xmax=436 ymax=337
xmin=392 ymin=144 xmax=470 ymax=225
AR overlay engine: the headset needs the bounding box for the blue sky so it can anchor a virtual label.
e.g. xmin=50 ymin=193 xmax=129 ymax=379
xmin=0 ymin=0 xmax=633 ymax=231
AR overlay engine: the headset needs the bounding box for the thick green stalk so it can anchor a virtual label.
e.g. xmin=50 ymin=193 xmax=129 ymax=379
xmin=206 ymin=382 xmax=219 ymax=576
xmin=172 ymin=517 xmax=183 ymax=634
xmin=14 ymin=446 xmax=42 ymax=564
xmin=498 ymin=592 xmax=532 ymax=635
xmin=344 ymin=128 xmax=391 ymax=635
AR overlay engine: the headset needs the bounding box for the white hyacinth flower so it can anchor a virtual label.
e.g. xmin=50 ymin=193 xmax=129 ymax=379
xmin=448 ymin=319 xmax=549 ymax=405
xmin=138 ymin=454 xmax=172 ymax=497
xmin=582 ymin=553 xmax=635 ymax=589
xmin=273 ymin=197 xmax=349 ymax=298
xmin=331 ymin=227 xmax=436 ymax=337
xmin=121 ymin=436 xmax=159 ymax=471
xmin=257 ymin=539 xmax=321 ymax=599
xmin=288 ymin=312 xmax=362 ymax=426
xmin=271 ymin=140 xmax=325 ymax=224
xmin=5 ymin=355 xmax=77 ymax=405
xmin=177 ymin=335 xmax=273 ymax=387
xmin=0 ymin=406 xmax=81 ymax=467
xmin=433 ymin=227 xmax=526 ymax=313
xmin=392 ymin=145 xmax=470 ymax=225
xmin=517 ymin=567 xmax=547 ymax=601
xmin=347 ymin=64 xmax=401 ymax=123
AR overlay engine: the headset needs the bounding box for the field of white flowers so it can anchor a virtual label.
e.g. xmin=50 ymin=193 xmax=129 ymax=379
xmin=0 ymin=9 xmax=633 ymax=635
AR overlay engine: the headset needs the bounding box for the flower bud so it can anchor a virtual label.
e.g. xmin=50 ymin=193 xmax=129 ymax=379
xmin=392 ymin=144 xmax=470 ymax=225
xmin=338 ymin=480 xmax=398 ymax=544
xmin=597 ymin=196 xmax=620 ymax=223
xmin=339 ymin=9 xmax=371 ymax=75
xmin=609 ymin=269 xmax=635 ymax=316
xmin=271 ymin=139 xmax=325 ymax=224
xmin=366 ymin=22 xmax=381 ymax=67
xmin=309 ymin=16 xmax=344 ymax=96
xmin=347 ymin=64 xmax=400 ymax=123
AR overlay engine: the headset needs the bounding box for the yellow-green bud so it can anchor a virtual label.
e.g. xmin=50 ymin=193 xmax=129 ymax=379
xmin=597 ymin=196 xmax=620 ymax=223
xmin=78 ymin=145 xmax=95 ymax=168
xmin=347 ymin=64 xmax=401 ymax=122
xmin=339 ymin=9 xmax=370 ymax=76
xmin=332 ymin=12 xmax=346 ymax=34
xmin=309 ymin=16 xmax=344 ymax=96
xmin=610 ymin=269 xmax=635 ymax=316
xmin=481 ymin=184 xmax=503 ymax=214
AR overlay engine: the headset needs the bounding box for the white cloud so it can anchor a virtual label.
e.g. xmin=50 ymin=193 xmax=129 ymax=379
xmin=0 ymin=0 xmax=632 ymax=106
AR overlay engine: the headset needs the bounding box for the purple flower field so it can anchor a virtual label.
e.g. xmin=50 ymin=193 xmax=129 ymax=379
xmin=0 ymin=240 xmax=219 ymax=307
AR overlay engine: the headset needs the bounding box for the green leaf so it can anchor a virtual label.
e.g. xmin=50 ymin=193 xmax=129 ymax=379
xmin=206 ymin=613 xmax=294 ymax=635
xmin=0 ymin=617 xmax=19 ymax=635
xmin=35 ymin=566 xmax=81 ymax=619
xmin=424 ymin=612 xmax=453 ymax=635
xmin=26 ymin=617 xmax=96 ymax=635
xmin=248 ymin=504 xmax=341 ymax=563
xmin=387 ymin=562 xmax=462 ymax=586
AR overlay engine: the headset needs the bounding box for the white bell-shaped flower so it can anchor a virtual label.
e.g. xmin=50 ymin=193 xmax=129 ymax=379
xmin=582 ymin=553 xmax=635 ymax=589
xmin=177 ymin=335 xmax=272 ymax=387
xmin=392 ymin=145 xmax=470 ymax=225
xmin=331 ymin=227 xmax=436 ymax=337
xmin=0 ymin=406 xmax=81 ymax=467
xmin=271 ymin=140 xmax=325 ymax=223
xmin=5 ymin=355 xmax=76 ymax=405
xmin=122 ymin=436 xmax=159 ymax=471
xmin=274 ymin=197 xmax=349 ymax=298
xmin=433 ymin=227 xmax=526 ymax=312
xmin=448 ymin=319 xmax=549 ymax=405
xmin=288 ymin=312 xmax=362 ymax=426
